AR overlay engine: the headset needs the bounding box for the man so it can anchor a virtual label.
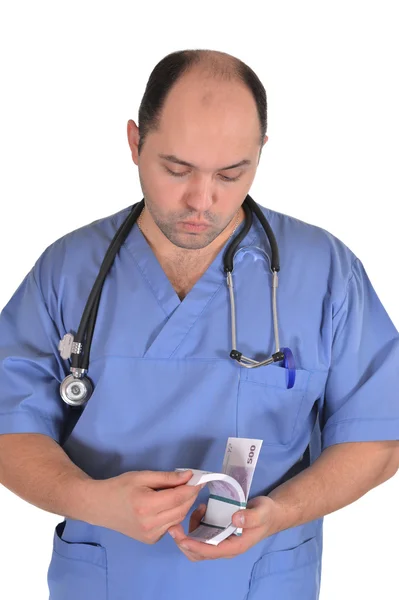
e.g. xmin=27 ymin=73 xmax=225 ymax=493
xmin=0 ymin=49 xmax=398 ymax=600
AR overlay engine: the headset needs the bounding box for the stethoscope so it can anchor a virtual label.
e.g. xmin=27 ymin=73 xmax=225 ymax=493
xmin=58 ymin=194 xmax=296 ymax=408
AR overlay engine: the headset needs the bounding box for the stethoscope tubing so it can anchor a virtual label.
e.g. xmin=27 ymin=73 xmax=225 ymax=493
xmin=72 ymin=199 xmax=144 ymax=371
xmin=60 ymin=194 xmax=295 ymax=406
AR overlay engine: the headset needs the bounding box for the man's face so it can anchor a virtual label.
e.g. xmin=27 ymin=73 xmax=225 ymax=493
xmin=128 ymin=71 xmax=267 ymax=250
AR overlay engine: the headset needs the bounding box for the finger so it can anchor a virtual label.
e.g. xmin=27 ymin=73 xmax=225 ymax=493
xmin=178 ymin=547 xmax=203 ymax=562
xmin=153 ymin=493 xmax=201 ymax=534
xmin=150 ymin=481 xmax=202 ymax=514
xmin=168 ymin=504 xmax=208 ymax=560
xmin=168 ymin=523 xmax=185 ymax=541
xmin=232 ymin=496 xmax=271 ymax=529
xmin=149 ymin=502 xmax=192 ymax=544
xmin=137 ymin=469 xmax=193 ymax=490
xmin=176 ymin=531 xmax=245 ymax=560
xmin=171 ymin=522 xmax=246 ymax=560
xmin=171 ymin=516 xmax=266 ymax=560
xmin=189 ymin=503 xmax=207 ymax=533
xmin=176 ymin=539 xmax=208 ymax=561
xmin=176 ymin=543 xmax=203 ymax=562
xmin=167 ymin=503 xmax=207 ymax=541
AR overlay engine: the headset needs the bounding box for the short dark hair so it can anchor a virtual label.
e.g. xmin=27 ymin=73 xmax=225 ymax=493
xmin=137 ymin=49 xmax=267 ymax=155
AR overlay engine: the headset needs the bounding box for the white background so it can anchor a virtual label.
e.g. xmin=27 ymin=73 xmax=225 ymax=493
xmin=0 ymin=1 xmax=398 ymax=598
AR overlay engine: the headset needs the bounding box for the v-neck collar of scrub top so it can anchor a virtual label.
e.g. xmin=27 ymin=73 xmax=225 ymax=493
xmin=123 ymin=215 xmax=259 ymax=359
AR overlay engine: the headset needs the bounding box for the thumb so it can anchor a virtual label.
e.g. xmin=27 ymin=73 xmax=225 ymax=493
xmin=232 ymin=496 xmax=272 ymax=529
xmin=138 ymin=469 xmax=193 ymax=490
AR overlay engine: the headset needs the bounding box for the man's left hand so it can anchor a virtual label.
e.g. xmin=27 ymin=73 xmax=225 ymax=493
xmin=168 ymin=495 xmax=282 ymax=561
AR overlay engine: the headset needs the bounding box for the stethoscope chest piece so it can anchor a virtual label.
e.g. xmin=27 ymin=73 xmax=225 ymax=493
xmin=60 ymin=374 xmax=93 ymax=408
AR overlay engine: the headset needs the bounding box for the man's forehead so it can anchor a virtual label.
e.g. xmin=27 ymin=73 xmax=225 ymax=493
xmin=161 ymin=74 xmax=258 ymax=119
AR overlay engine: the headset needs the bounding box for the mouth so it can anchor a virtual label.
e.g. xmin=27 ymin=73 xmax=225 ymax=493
xmin=178 ymin=221 xmax=210 ymax=232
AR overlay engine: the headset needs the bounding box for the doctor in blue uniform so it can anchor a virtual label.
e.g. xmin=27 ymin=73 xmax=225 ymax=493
xmin=0 ymin=49 xmax=398 ymax=600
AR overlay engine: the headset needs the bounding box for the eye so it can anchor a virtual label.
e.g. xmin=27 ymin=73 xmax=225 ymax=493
xmin=164 ymin=166 xmax=189 ymax=178
xmin=163 ymin=165 xmax=241 ymax=182
xmin=219 ymin=174 xmax=241 ymax=182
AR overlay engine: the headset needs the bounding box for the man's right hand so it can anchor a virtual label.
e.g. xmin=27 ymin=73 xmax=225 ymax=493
xmin=86 ymin=469 xmax=202 ymax=544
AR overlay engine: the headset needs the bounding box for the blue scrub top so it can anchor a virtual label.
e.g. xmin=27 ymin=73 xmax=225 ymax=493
xmin=1 ymin=202 xmax=398 ymax=600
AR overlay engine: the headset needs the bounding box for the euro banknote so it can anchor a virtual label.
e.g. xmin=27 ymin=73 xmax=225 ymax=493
xmin=176 ymin=437 xmax=263 ymax=546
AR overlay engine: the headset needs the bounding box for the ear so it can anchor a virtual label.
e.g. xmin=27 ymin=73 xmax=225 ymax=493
xmin=257 ymin=135 xmax=268 ymax=165
xmin=127 ymin=119 xmax=140 ymax=165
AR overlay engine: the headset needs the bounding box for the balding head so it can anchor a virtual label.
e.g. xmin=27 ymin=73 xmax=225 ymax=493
xmin=137 ymin=49 xmax=267 ymax=155
xmin=126 ymin=49 xmax=268 ymax=251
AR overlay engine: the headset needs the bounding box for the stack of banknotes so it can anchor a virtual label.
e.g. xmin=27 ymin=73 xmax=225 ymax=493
xmin=176 ymin=437 xmax=263 ymax=546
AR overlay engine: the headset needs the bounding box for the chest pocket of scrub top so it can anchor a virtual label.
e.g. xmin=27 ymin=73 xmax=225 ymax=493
xmin=237 ymin=365 xmax=311 ymax=445
xmin=47 ymin=522 xmax=107 ymax=600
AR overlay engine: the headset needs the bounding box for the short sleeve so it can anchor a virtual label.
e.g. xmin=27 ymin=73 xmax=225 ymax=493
xmin=321 ymin=258 xmax=399 ymax=450
xmin=0 ymin=267 xmax=70 ymax=443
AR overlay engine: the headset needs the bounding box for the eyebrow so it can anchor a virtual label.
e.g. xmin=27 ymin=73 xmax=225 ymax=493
xmin=158 ymin=153 xmax=252 ymax=171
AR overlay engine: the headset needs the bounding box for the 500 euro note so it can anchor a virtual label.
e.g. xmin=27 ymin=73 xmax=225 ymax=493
xmin=176 ymin=437 xmax=262 ymax=546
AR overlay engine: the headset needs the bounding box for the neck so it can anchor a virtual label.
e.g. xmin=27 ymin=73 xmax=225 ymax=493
xmin=137 ymin=206 xmax=245 ymax=300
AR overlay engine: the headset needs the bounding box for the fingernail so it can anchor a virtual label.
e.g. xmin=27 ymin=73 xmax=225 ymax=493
xmin=169 ymin=530 xmax=176 ymax=539
xmin=236 ymin=514 xmax=245 ymax=526
xmin=180 ymin=543 xmax=190 ymax=550
xmin=177 ymin=470 xmax=189 ymax=477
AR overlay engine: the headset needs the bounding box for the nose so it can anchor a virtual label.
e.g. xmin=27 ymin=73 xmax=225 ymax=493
xmin=184 ymin=175 xmax=214 ymax=213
